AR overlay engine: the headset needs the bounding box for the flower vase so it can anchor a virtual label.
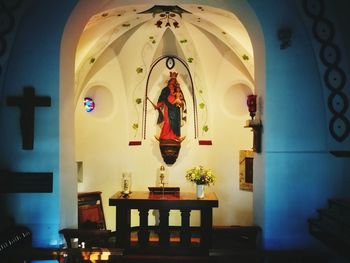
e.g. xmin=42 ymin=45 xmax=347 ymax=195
xmin=196 ymin=184 xmax=205 ymax=199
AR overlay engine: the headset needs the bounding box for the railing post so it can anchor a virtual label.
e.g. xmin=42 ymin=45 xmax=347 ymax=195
xmin=116 ymin=206 xmax=130 ymax=248
xmin=159 ymin=209 xmax=170 ymax=246
xmin=200 ymin=207 xmax=212 ymax=252
xmin=180 ymin=209 xmax=191 ymax=246
xmin=138 ymin=208 xmax=149 ymax=246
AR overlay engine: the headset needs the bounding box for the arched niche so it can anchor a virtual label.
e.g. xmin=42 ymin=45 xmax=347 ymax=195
xmin=60 ymin=0 xmax=265 ymax=230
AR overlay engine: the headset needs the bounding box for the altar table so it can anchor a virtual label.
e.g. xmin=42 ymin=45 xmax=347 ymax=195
xmin=109 ymin=191 xmax=218 ymax=255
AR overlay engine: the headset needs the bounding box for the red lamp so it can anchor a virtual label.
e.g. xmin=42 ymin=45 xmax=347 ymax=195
xmin=247 ymin=94 xmax=257 ymax=119
xmin=245 ymin=94 xmax=262 ymax=153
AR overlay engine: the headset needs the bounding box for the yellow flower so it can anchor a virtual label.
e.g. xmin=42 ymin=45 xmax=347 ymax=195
xmin=185 ymin=165 xmax=216 ymax=186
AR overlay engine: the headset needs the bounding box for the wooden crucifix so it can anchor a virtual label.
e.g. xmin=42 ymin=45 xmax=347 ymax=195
xmin=6 ymin=86 xmax=51 ymax=150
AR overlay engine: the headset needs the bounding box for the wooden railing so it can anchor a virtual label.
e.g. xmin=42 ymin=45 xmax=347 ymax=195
xmin=109 ymin=191 xmax=219 ymax=255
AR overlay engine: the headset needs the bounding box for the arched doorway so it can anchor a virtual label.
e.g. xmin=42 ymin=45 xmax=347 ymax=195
xmin=60 ymin=0 xmax=265 ymax=231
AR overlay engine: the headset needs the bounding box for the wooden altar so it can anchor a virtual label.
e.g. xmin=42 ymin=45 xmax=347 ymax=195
xmin=109 ymin=191 xmax=218 ymax=255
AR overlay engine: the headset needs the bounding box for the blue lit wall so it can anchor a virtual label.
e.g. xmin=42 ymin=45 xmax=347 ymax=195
xmin=0 ymin=0 xmax=77 ymax=253
xmin=249 ymin=0 xmax=350 ymax=249
xmin=0 ymin=0 xmax=349 ymax=258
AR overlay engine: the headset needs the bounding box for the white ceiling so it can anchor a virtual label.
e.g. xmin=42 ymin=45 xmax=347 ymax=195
xmin=74 ymin=4 xmax=254 ymax=102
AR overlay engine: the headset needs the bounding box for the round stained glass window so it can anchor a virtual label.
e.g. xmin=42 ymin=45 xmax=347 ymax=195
xmin=84 ymin=97 xmax=95 ymax=112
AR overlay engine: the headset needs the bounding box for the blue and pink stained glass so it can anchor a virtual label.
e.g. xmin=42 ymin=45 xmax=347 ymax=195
xmin=84 ymin=97 xmax=95 ymax=112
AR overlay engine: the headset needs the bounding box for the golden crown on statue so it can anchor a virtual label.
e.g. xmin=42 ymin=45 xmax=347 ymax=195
xmin=169 ymin=71 xmax=178 ymax=79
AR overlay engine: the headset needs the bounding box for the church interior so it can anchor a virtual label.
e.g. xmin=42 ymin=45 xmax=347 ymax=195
xmin=0 ymin=0 xmax=350 ymax=262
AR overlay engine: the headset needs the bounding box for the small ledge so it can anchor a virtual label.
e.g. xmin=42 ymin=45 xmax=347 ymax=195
xmin=129 ymin=141 xmax=142 ymax=146
xmin=0 ymin=171 xmax=53 ymax=193
xmin=199 ymin=140 xmax=212 ymax=145
xmin=330 ymin=151 xmax=350 ymax=157
xmin=244 ymin=119 xmax=262 ymax=153
xmin=244 ymin=119 xmax=262 ymax=129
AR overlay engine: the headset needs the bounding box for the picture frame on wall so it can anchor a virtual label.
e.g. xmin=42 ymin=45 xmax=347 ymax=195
xmin=239 ymin=150 xmax=254 ymax=191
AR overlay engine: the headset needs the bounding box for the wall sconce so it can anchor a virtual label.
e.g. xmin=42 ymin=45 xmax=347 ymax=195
xmin=247 ymin=94 xmax=257 ymax=119
xmin=244 ymin=94 xmax=262 ymax=153
xmin=277 ymin=27 xmax=292 ymax=50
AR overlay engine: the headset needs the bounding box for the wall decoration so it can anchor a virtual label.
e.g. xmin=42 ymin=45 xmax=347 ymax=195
xmin=166 ymin=57 xmax=175 ymax=69
xmin=84 ymin=97 xmax=95 ymax=112
xmin=239 ymin=150 xmax=254 ymax=191
xmin=149 ymin=36 xmax=156 ymax=44
xmin=138 ymin=5 xmax=191 ymax=28
xmin=302 ymin=0 xmax=350 ymax=142
xmin=83 ymin=85 xmax=113 ymax=118
xmin=197 ymin=89 xmax=209 ymax=137
xmin=129 ymin=141 xmax=142 ymax=146
xmin=198 ymin=140 xmax=212 ymax=145
xmin=6 ymin=86 xmax=51 ymax=150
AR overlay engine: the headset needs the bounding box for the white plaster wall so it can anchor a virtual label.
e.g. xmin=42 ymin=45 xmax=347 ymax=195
xmin=75 ymin=48 xmax=254 ymax=230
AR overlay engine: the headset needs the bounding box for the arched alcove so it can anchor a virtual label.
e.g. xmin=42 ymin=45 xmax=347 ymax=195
xmin=60 ymin=0 xmax=265 ymax=233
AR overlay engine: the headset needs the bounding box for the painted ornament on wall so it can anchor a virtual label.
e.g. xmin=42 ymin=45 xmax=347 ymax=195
xmin=151 ymin=71 xmax=187 ymax=164
xmin=84 ymin=97 xmax=95 ymax=112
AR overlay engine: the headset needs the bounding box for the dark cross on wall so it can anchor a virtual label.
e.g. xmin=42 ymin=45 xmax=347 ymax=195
xmin=6 ymin=86 xmax=51 ymax=150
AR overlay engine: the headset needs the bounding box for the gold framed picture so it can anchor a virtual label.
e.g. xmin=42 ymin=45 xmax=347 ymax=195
xmin=239 ymin=150 xmax=254 ymax=191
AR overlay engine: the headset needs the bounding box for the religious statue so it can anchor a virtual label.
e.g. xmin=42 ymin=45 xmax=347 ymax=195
xmin=155 ymin=72 xmax=186 ymax=142
xmin=151 ymin=72 xmax=186 ymax=164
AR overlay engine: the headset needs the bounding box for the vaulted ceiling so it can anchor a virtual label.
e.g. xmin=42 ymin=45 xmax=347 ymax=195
xmin=74 ymin=4 xmax=254 ymax=104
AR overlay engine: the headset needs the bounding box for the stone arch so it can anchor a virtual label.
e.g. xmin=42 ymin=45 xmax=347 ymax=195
xmin=59 ymin=0 xmax=265 ymax=229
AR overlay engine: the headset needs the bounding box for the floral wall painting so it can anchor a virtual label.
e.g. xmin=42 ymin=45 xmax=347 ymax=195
xmin=137 ymin=5 xmax=192 ymax=29
xmin=239 ymin=150 xmax=254 ymax=191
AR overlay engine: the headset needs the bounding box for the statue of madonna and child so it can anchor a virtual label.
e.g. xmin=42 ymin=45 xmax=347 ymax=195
xmin=149 ymin=71 xmax=187 ymax=164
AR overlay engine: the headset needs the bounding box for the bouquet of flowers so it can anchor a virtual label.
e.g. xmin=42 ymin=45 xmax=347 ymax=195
xmin=185 ymin=165 xmax=216 ymax=186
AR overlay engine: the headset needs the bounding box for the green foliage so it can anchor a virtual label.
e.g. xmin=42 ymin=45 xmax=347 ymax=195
xmin=132 ymin=123 xmax=139 ymax=130
xmin=199 ymin=102 xmax=205 ymax=109
xmin=202 ymin=125 xmax=209 ymax=132
xmin=187 ymin=57 xmax=194 ymax=63
xmin=136 ymin=67 xmax=143 ymax=73
xmin=135 ymin=98 xmax=142 ymax=104
xmin=148 ymin=36 xmax=156 ymax=44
